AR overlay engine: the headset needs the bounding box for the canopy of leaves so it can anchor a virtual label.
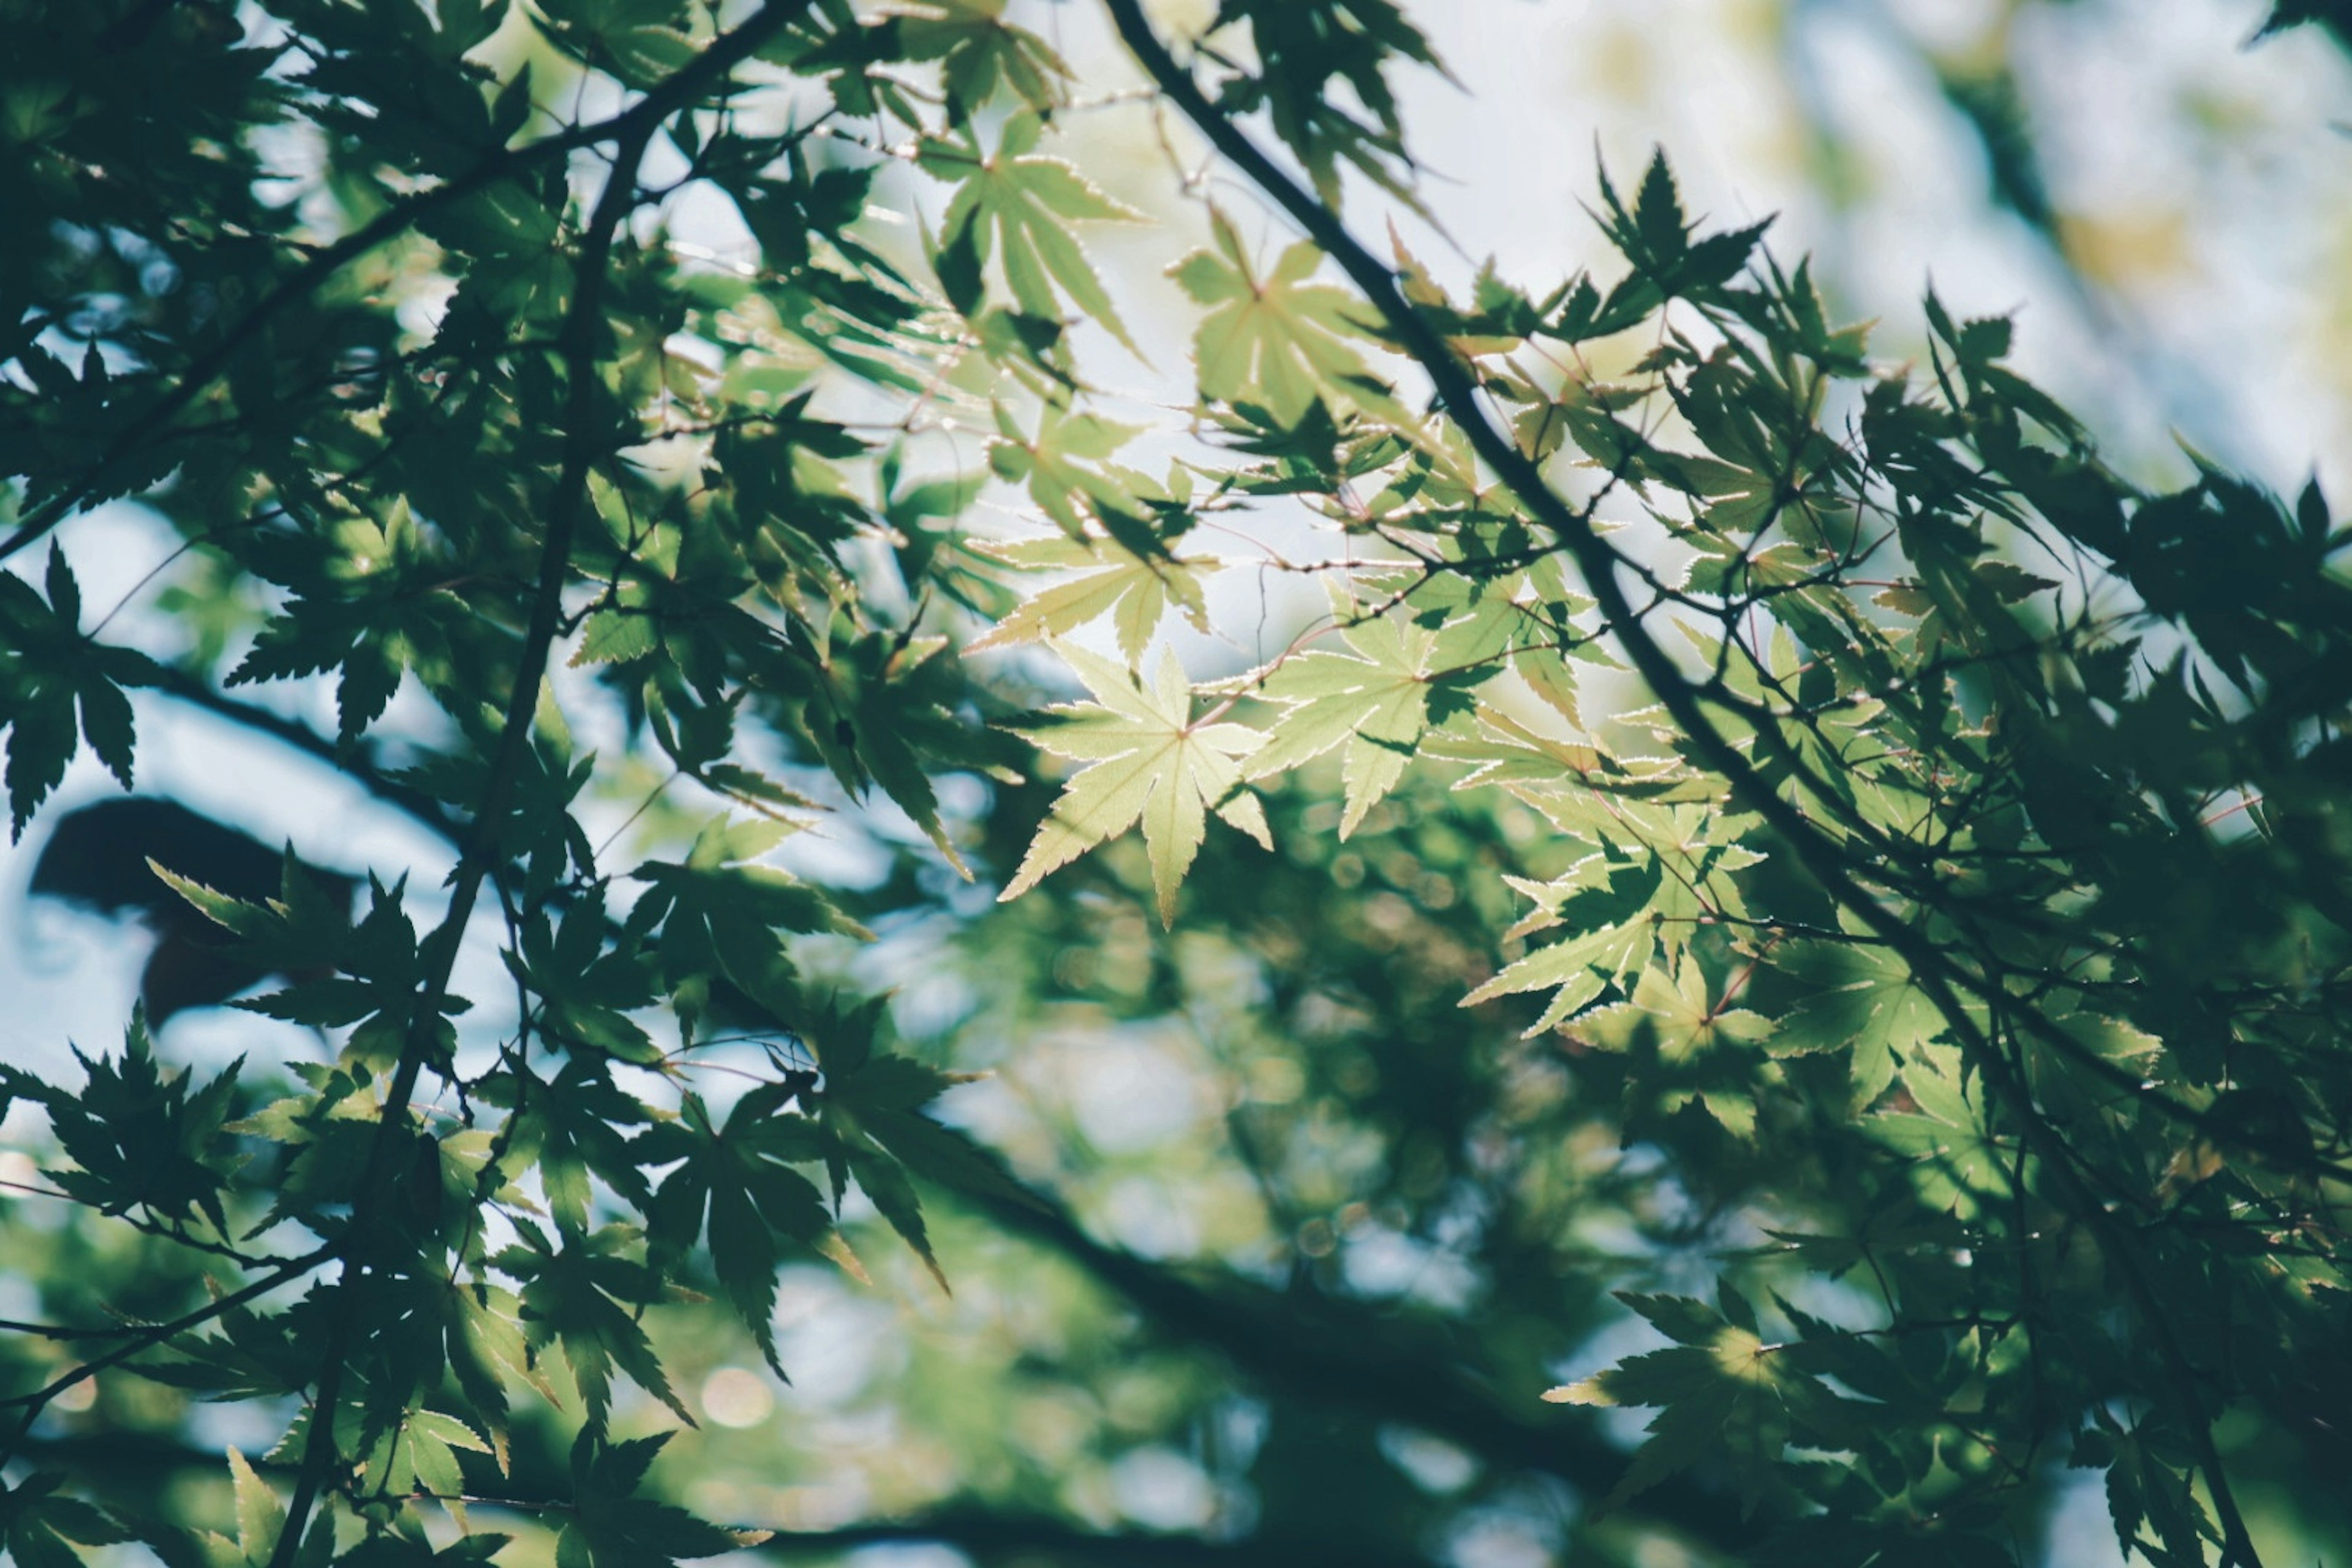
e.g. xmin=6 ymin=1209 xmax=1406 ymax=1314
xmin=3 ymin=3 xmax=2350 ymax=1568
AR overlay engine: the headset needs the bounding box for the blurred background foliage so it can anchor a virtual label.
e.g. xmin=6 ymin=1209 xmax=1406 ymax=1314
xmin=7 ymin=2 xmax=2352 ymax=1566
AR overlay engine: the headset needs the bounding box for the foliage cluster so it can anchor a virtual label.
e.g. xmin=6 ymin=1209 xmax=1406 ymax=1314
xmin=3 ymin=1 xmax=2351 ymax=1566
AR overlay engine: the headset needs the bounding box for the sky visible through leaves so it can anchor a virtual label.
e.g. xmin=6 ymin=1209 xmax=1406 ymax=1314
xmin=5 ymin=2 xmax=2352 ymax=1564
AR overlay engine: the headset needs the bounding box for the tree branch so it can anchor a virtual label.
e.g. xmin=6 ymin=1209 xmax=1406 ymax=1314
xmin=260 ymin=4 xmax=816 ymax=1548
xmin=14 ymin=1433 xmax=1431 ymax=1567
xmin=146 ymin=664 xmax=468 ymax=844
xmin=0 ymin=0 xmax=815 ymax=567
xmin=130 ymin=606 xmax=1754 ymax=1550
xmin=1098 ymin=6 xmax=2264 ymax=1560
xmin=972 ymin=1187 xmax=1757 ymax=1555
xmin=125 ymin=680 xmax=1742 ymax=1546
xmin=0 ymin=1243 xmax=336 ymax=1463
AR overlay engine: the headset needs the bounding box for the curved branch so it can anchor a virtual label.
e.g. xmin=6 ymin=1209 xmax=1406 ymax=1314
xmin=0 ymin=0 xmax=815 ymax=567
xmin=1097 ymin=6 xmax=2264 ymax=1560
xmin=260 ymin=3 xmax=817 ymax=1546
xmin=780 ymin=1514 xmax=1430 ymax=1566
xmin=0 ymin=1243 xmax=336 ymax=1463
xmin=137 ymin=677 xmax=1746 ymax=1545
xmin=973 ymin=1187 xmax=1758 ymax=1555
xmin=146 ymin=665 xmax=467 ymax=844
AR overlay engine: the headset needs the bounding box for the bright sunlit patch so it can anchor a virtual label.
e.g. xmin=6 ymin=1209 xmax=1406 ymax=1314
xmin=1109 ymin=1446 xmax=1216 ymax=1532
xmin=699 ymin=1366 xmax=775 ymax=1429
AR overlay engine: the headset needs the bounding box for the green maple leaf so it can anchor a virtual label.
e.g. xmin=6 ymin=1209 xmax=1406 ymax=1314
xmin=153 ymin=854 xmax=356 ymax=980
xmin=356 ymin=1409 xmax=493 ymax=1506
xmin=898 ymin=0 xmax=1071 ymax=110
xmin=500 ymin=1224 xmax=692 ymax=1433
xmin=1170 ymin=208 xmax=1401 ymax=429
xmin=1002 ymin=644 xmax=1270 ymax=924
xmin=213 ymin=1449 xmax=289 ymax=1568
xmin=1242 ymin=600 xmax=1476 ymax=835
xmin=0 ymin=1472 xmax=133 ymax=1568
xmin=555 ymin=1434 xmax=753 ymax=1568
xmin=986 ymin=402 xmax=1162 ymax=541
xmin=632 ymin=814 xmax=872 ymax=1035
xmin=968 ymin=529 xmax=1218 ymax=664
xmin=637 ymin=1084 xmax=830 ymax=1376
xmin=505 ymin=894 xmax=662 ymax=1063
xmin=1872 ymin=1060 xmax=2012 ymax=1213
xmin=1417 ymin=707 xmax=1611 ymax=794
xmin=1463 ymin=916 xmax=1657 ymax=1036
xmin=1547 ymin=1320 xmax=1791 ymax=1515
xmin=1764 ymin=927 xmax=1946 ymax=1106
xmin=531 ymin=0 xmax=696 ymax=90
xmin=1631 ymin=958 xmax=1774 ymax=1065
xmin=1461 ymin=846 xmax=1677 ymax=1034
xmin=809 ymin=1011 xmax=1038 ymax=1287
xmin=570 ymin=608 xmax=659 ymax=668
xmin=480 ymin=1060 xmax=652 ymax=1238
xmin=1551 ymin=801 xmax=1764 ymax=957
xmin=0 ymin=544 xmax=156 ymax=833
xmin=432 ymin=1275 xmax=557 ymax=1447
xmin=918 ymin=113 xmax=1145 ymax=353
xmin=6 ymin=1020 xmax=243 ymax=1232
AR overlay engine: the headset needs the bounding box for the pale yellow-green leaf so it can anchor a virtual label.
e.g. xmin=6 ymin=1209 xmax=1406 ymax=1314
xmin=1420 ymin=707 xmax=1608 ymax=794
xmin=970 ymin=530 xmax=1218 ymax=663
xmin=1169 ymin=208 xmax=1407 ymax=429
xmin=1497 ymin=856 xmax=1611 ymax=943
xmin=1543 ymin=1379 xmax=1613 ymax=1406
xmin=988 ymin=402 xmax=1159 ymax=538
xmin=1515 ymin=652 xmax=1585 ymax=731
xmin=922 ymin=114 xmax=1147 ymax=353
xmin=570 ymin=608 xmax=657 ymax=666
xmin=897 ymin=0 xmax=1072 ymax=111
xmin=227 ymin=1447 xmax=284 ymax=1562
xmin=1632 ymin=959 xmax=1774 ymax=1064
xmin=1243 ymin=605 xmax=1439 ymax=835
xmin=1003 ymin=644 xmax=1267 ymax=924
xmin=1461 ymin=918 xmax=1656 ymax=1035
xmin=1696 ymin=1090 xmax=1757 ymax=1138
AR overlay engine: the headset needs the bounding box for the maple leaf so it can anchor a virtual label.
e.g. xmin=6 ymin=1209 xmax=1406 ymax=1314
xmin=918 ymin=113 xmax=1146 ymax=353
xmin=1461 ymin=854 xmax=1664 ymax=1034
xmin=0 ymin=545 xmax=157 ymax=833
xmin=0 ymin=1472 xmax=134 ymax=1568
xmin=1241 ymin=601 xmax=1474 ymax=835
xmin=631 ymin=814 xmax=872 ymax=1038
xmin=1417 ymin=707 xmax=1610 ymax=793
xmin=1631 ymin=958 xmax=1774 ymax=1065
xmin=637 ymin=1084 xmax=830 ymax=1377
xmin=206 ymin=1448 xmax=292 ymax=1568
xmin=896 ymin=0 xmax=1072 ymax=111
xmin=1169 ymin=208 xmax=1403 ymax=428
xmin=555 ymin=1434 xmax=755 ymax=1568
xmin=1002 ymin=645 xmax=1270 ymax=924
xmin=1544 ymin=1291 xmax=1792 ymax=1515
xmin=498 ymin=1223 xmax=692 ymax=1433
xmin=1763 ymin=922 xmax=1947 ymax=1107
xmin=986 ymin=402 xmax=1163 ymax=541
xmin=968 ymin=528 xmax=1218 ymax=663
